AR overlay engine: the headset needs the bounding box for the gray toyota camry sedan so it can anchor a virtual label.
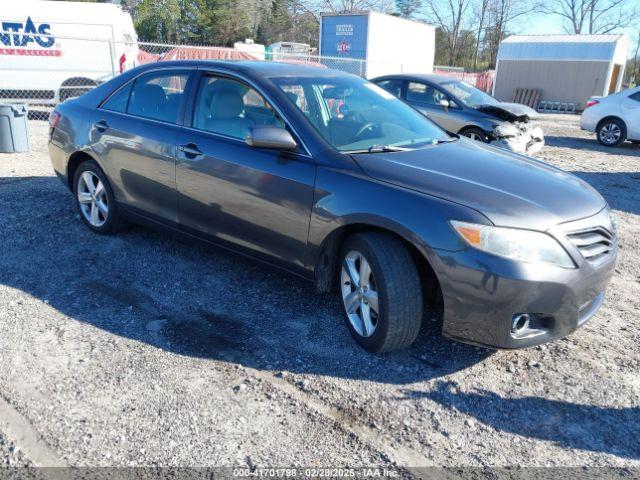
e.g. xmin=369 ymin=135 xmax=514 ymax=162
xmin=49 ymin=61 xmax=616 ymax=353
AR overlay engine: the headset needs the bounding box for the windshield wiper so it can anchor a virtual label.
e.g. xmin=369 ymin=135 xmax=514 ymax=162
xmin=345 ymin=145 xmax=411 ymax=154
xmin=367 ymin=144 xmax=411 ymax=153
xmin=433 ymin=137 xmax=458 ymax=144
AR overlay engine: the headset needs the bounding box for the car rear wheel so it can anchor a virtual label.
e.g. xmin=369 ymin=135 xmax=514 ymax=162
xmin=460 ymin=127 xmax=489 ymax=143
xmin=74 ymin=160 xmax=125 ymax=234
xmin=338 ymin=232 xmax=423 ymax=353
xmin=597 ymin=118 xmax=626 ymax=147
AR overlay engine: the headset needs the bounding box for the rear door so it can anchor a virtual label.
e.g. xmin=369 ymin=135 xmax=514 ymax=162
xmin=175 ymin=71 xmax=316 ymax=270
xmin=622 ymin=90 xmax=640 ymax=140
xmin=90 ymin=69 xmax=192 ymax=223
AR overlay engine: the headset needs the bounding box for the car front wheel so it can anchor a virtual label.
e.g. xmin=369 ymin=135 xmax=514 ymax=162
xmin=460 ymin=127 xmax=489 ymax=143
xmin=338 ymin=232 xmax=423 ymax=353
xmin=597 ymin=118 xmax=626 ymax=147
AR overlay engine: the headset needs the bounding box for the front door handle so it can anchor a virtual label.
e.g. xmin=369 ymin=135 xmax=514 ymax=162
xmin=178 ymin=143 xmax=203 ymax=159
xmin=94 ymin=120 xmax=109 ymax=131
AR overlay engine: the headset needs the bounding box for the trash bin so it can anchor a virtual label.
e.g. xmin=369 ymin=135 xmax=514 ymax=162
xmin=0 ymin=104 xmax=29 ymax=153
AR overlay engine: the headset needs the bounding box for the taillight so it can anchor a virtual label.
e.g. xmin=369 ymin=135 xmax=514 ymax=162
xmin=119 ymin=53 xmax=126 ymax=74
xmin=585 ymin=99 xmax=599 ymax=108
xmin=49 ymin=111 xmax=61 ymax=128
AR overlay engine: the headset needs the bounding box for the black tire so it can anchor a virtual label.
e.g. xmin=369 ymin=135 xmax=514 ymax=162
xmin=596 ymin=118 xmax=627 ymax=147
xmin=337 ymin=232 xmax=423 ymax=353
xmin=73 ymin=160 xmax=125 ymax=234
xmin=460 ymin=127 xmax=489 ymax=143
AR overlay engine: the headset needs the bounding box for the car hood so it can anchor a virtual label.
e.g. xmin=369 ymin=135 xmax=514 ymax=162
xmin=476 ymin=102 xmax=540 ymax=122
xmin=351 ymin=139 xmax=606 ymax=231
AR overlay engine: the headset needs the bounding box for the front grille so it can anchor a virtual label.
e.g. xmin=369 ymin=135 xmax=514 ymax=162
xmin=566 ymin=227 xmax=615 ymax=262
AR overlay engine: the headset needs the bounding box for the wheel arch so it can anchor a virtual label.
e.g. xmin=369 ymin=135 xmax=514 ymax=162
xmin=596 ymin=115 xmax=628 ymax=133
xmin=59 ymin=77 xmax=98 ymax=103
xmin=458 ymin=124 xmax=492 ymax=141
xmin=313 ymin=221 xmax=443 ymax=309
xmin=66 ymin=149 xmax=104 ymax=191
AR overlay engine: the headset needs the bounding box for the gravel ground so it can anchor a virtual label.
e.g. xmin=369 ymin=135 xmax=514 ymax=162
xmin=0 ymin=116 xmax=638 ymax=471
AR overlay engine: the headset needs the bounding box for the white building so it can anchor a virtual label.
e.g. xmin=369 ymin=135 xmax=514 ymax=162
xmin=493 ymin=34 xmax=629 ymax=110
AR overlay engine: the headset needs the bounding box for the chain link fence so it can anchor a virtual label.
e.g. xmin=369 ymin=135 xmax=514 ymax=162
xmin=0 ymin=34 xmax=492 ymax=114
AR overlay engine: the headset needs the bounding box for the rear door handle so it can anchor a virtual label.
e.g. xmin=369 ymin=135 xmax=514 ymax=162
xmin=94 ymin=120 xmax=109 ymax=131
xmin=178 ymin=143 xmax=203 ymax=159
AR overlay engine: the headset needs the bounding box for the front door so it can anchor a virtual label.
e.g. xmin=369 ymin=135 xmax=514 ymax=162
xmin=90 ymin=69 xmax=192 ymax=223
xmin=405 ymin=81 xmax=462 ymax=133
xmin=175 ymin=73 xmax=315 ymax=270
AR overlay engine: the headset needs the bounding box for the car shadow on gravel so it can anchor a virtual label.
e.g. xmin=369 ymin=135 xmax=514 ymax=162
xmin=0 ymin=176 xmax=492 ymax=386
xmin=406 ymin=381 xmax=640 ymax=460
xmin=570 ymin=171 xmax=640 ymax=216
xmin=545 ymin=135 xmax=640 ymax=157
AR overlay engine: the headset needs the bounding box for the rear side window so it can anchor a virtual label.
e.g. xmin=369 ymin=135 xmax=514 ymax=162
xmin=102 ymin=83 xmax=133 ymax=113
xmin=127 ymin=71 xmax=189 ymax=124
xmin=630 ymin=91 xmax=640 ymax=102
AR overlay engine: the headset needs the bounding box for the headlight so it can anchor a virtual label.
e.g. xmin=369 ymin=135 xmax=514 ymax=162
xmin=608 ymin=210 xmax=617 ymax=235
xmin=451 ymin=221 xmax=575 ymax=268
xmin=493 ymin=124 xmax=520 ymax=138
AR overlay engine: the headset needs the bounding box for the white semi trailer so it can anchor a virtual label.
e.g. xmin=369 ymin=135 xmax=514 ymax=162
xmin=1 ymin=0 xmax=139 ymax=105
xmin=319 ymin=11 xmax=435 ymax=78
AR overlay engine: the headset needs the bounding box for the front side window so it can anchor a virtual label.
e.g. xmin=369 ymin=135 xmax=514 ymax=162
xmin=442 ymin=80 xmax=498 ymax=108
xmin=273 ymin=76 xmax=448 ymax=152
xmin=193 ymin=75 xmax=283 ymax=139
xmin=127 ymin=71 xmax=189 ymax=124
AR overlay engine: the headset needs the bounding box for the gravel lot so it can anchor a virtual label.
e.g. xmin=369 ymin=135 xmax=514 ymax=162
xmin=0 ymin=116 xmax=638 ymax=471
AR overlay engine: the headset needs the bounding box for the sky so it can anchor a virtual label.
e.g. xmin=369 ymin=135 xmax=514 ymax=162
xmin=519 ymin=11 xmax=639 ymax=58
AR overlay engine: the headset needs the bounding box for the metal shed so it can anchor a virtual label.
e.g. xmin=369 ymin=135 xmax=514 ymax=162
xmin=493 ymin=34 xmax=629 ymax=111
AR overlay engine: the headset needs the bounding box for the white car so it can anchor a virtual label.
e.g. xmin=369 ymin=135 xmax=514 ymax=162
xmin=581 ymin=86 xmax=640 ymax=147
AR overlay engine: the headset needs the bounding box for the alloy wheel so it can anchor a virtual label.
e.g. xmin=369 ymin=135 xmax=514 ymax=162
xmin=77 ymin=171 xmax=109 ymax=227
xmin=340 ymin=251 xmax=379 ymax=338
xmin=599 ymin=122 xmax=621 ymax=145
xmin=467 ymin=132 xmax=483 ymax=141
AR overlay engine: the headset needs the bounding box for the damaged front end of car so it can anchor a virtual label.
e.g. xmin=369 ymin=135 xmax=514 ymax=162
xmin=477 ymin=103 xmax=545 ymax=155
xmin=492 ymin=122 xmax=545 ymax=156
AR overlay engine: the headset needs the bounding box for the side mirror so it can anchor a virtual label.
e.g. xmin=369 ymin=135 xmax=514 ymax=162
xmin=438 ymin=98 xmax=450 ymax=110
xmin=245 ymin=126 xmax=297 ymax=151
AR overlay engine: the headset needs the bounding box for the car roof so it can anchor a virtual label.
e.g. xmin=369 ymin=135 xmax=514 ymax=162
xmin=136 ymin=60 xmax=355 ymax=80
xmin=374 ymin=73 xmax=460 ymax=85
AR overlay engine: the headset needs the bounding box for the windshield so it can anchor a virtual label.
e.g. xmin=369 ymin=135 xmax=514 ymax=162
xmin=272 ymin=75 xmax=449 ymax=152
xmin=441 ymin=80 xmax=499 ymax=108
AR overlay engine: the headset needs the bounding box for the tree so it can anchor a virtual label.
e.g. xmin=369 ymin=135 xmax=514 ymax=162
xmin=484 ymin=0 xmax=535 ymax=67
xmin=300 ymin=0 xmax=395 ymax=15
xmin=472 ymin=0 xmax=490 ymax=69
xmin=194 ymin=0 xmax=252 ymax=46
xmin=540 ymin=0 xmax=640 ymax=34
xmin=396 ymin=0 xmax=422 ymax=18
xmin=134 ymin=0 xmax=184 ymax=42
xmin=424 ymin=0 xmax=473 ymax=66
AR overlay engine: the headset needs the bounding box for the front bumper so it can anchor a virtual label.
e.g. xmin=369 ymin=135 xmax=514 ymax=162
xmin=430 ymin=246 xmax=616 ymax=349
xmin=493 ymin=126 xmax=545 ymax=156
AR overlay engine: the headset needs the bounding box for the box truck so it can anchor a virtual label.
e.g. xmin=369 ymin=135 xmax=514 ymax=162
xmin=1 ymin=0 xmax=139 ymax=105
xmin=319 ymin=11 xmax=435 ymax=78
